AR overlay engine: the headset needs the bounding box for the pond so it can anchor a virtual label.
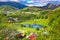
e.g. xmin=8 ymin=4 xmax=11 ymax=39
xmin=23 ymin=24 xmax=44 ymax=28
xmin=31 ymin=24 xmax=44 ymax=28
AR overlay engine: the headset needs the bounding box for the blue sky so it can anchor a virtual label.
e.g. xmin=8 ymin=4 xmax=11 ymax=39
xmin=0 ymin=0 xmax=60 ymax=6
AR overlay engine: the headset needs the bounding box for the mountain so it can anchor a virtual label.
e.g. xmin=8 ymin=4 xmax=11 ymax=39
xmin=23 ymin=1 xmax=60 ymax=9
xmin=0 ymin=1 xmax=60 ymax=9
xmin=0 ymin=5 xmax=18 ymax=12
xmin=44 ymin=3 xmax=57 ymax=9
xmin=0 ymin=2 xmax=27 ymax=9
xmin=48 ymin=1 xmax=60 ymax=4
xmin=42 ymin=2 xmax=60 ymax=9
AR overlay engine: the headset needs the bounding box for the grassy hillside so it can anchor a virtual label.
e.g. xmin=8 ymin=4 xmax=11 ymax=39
xmin=0 ymin=6 xmax=60 ymax=40
xmin=0 ymin=5 xmax=18 ymax=12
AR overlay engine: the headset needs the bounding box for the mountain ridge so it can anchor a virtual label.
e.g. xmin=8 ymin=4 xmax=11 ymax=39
xmin=0 ymin=2 xmax=27 ymax=9
xmin=43 ymin=3 xmax=60 ymax=9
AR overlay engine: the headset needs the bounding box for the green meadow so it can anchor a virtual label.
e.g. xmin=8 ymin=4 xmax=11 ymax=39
xmin=0 ymin=6 xmax=60 ymax=40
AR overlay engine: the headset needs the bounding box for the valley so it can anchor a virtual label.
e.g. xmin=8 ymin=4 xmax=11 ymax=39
xmin=0 ymin=2 xmax=60 ymax=40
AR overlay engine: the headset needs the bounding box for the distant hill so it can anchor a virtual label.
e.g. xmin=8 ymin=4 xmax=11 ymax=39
xmin=0 ymin=5 xmax=18 ymax=12
xmin=21 ymin=7 xmax=44 ymax=12
xmin=0 ymin=2 xmax=27 ymax=9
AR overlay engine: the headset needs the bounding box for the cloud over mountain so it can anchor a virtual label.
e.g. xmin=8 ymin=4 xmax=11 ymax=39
xmin=0 ymin=0 xmax=60 ymax=6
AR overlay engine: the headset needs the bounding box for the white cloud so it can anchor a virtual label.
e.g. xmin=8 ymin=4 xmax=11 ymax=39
xmin=26 ymin=4 xmax=43 ymax=6
xmin=25 ymin=1 xmax=48 ymax=6
xmin=0 ymin=0 xmax=7 ymax=2
xmin=27 ymin=0 xmax=34 ymax=3
xmin=9 ymin=0 xmax=19 ymax=2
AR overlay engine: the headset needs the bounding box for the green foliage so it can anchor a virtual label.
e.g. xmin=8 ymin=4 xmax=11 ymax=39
xmin=36 ymin=28 xmax=40 ymax=31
